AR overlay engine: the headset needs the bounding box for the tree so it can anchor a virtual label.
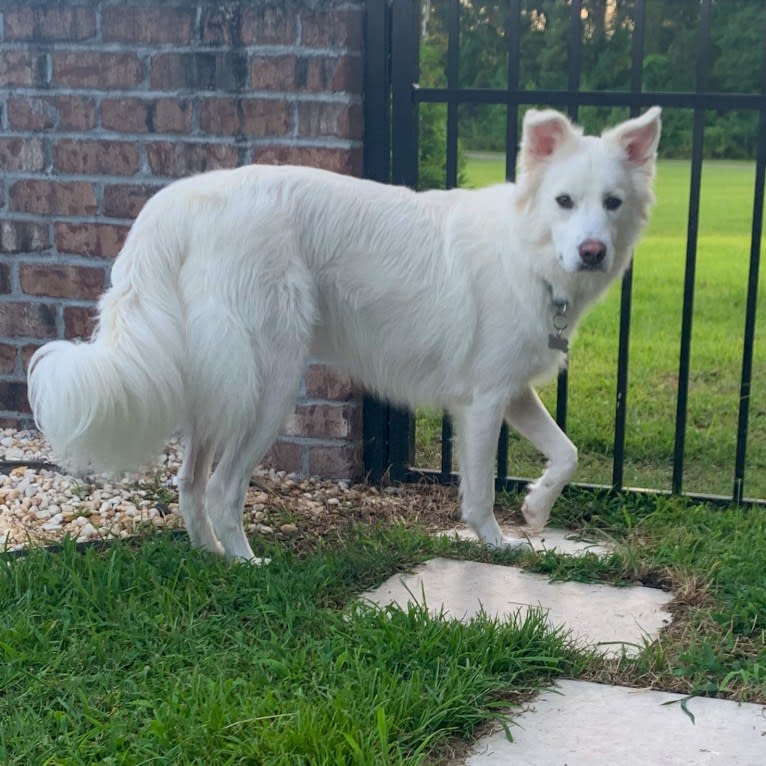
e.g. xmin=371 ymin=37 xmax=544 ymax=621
xmin=417 ymin=0 xmax=765 ymax=161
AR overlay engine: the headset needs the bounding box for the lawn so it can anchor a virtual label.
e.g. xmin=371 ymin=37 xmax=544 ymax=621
xmin=2 ymin=490 xmax=765 ymax=764
xmin=416 ymin=157 xmax=766 ymax=499
xmin=3 ymin=153 xmax=765 ymax=760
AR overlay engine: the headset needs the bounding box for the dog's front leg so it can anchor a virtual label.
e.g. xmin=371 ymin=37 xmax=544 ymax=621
xmin=453 ymin=399 xmax=526 ymax=548
xmin=505 ymin=386 xmax=578 ymax=530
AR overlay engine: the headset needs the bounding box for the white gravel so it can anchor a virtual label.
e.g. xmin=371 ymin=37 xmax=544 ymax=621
xmin=0 ymin=429 xmax=188 ymax=551
xmin=0 ymin=429 xmax=442 ymax=554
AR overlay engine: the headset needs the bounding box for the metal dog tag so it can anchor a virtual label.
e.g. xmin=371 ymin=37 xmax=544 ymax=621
xmin=548 ymin=333 xmax=569 ymax=353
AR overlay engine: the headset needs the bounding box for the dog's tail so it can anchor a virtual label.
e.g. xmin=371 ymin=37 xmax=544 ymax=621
xmin=28 ymin=197 xmax=187 ymax=474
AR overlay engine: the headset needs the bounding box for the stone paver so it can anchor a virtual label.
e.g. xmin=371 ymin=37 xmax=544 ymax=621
xmin=465 ymin=679 xmax=766 ymax=766
xmin=362 ymin=556 xmax=673 ymax=656
xmin=441 ymin=526 xmax=613 ymax=556
xmin=361 ymin=530 xmax=763 ymax=765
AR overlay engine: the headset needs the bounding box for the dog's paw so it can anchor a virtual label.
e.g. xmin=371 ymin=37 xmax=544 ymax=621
xmin=521 ymin=489 xmax=553 ymax=531
xmin=466 ymin=513 xmax=533 ymax=550
xmin=496 ymin=534 xmax=533 ymax=550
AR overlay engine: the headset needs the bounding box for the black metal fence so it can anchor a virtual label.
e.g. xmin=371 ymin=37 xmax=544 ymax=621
xmin=363 ymin=0 xmax=766 ymax=505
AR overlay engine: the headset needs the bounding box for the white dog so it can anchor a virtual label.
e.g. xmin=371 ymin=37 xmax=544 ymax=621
xmin=28 ymin=107 xmax=661 ymax=560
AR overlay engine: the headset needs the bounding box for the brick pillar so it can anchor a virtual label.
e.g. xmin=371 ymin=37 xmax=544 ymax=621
xmin=0 ymin=0 xmax=365 ymax=480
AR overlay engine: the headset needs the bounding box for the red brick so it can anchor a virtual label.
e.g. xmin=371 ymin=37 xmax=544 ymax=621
xmin=153 ymin=99 xmax=194 ymax=133
xmin=56 ymin=95 xmax=98 ymax=131
xmin=7 ymin=96 xmax=57 ymax=131
xmin=0 ymin=382 xmax=31 ymax=415
xmin=63 ymin=306 xmax=97 ymax=340
xmin=0 ymin=264 xmax=10 ymax=294
xmin=101 ymin=98 xmax=150 ymax=133
xmin=301 ymin=9 xmax=363 ymax=48
xmin=0 ymin=417 xmax=29 ymax=428
xmin=103 ymin=184 xmax=159 ymax=219
xmin=305 ymin=364 xmax=357 ymax=401
xmin=55 ymin=223 xmax=129 ymax=259
xmin=4 ymin=6 xmax=96 ymax=42
xmin=0 ymin=138 xmax=44 ymax=172
xmin=55 ymin=140 xmax=140 ymax=176
xmin=151 ymin=52 xmax=248 ymax=92
xmin=52 ymin=52 xmax=143 ymax=89
xmin=249 ymin=55 xmax=296 ymax=90
xmin=146 ymin=142 xmax=238 ymax=177
xmin=21 ymin=345 xmax=41 ymax=374
xmin=263 ymin=441 xmax=304 ymax=474
xmin=10 ymin=95 xmax=98 ymax=131
xmin=102 ymin=6 xmax=194 ymax=45
xmin=308 ymin=444 xmax=363 ymax=479
xmin=9 ymin=180 xmax=97 ymax=216
xmin=0 ymin=344 xmax=17 ymax=375
xmin=200 ymin=98 xmax=290 ymax=136
xmin=254 ymin=145 xmax=362 ymax=176
xmin=283 ymin=404 xmax=360 ymax=440
xmin=241 ymin=6 xmax=297 ymax=45
xmin=298 ymin=102 xmax=363 ymax=139
xmin=0 ymin=50 xmax=46 ymax=87
xmin=20 ymin=264 xmax=105 ymax=301
xmin=0 ymin=221 xmax=50 ymax=253
xmin=298 ymin=56 xmax=362 ymax=93
xmin=0 ymin=302 xmax=57 ymax=339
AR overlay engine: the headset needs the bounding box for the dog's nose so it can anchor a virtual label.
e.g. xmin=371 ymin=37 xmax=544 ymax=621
xmin=578 ymin=239 xmax=607 ymax=269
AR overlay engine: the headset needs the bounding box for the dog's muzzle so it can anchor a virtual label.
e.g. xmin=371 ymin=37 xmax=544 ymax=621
xmin=578 ymin=239 xmax=608 ymax=271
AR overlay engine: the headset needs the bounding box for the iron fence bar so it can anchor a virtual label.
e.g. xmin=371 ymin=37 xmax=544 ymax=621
xmin=611 ymin=0 xmax=647 ymax=491
xmin=438 ymin=0 xmax=461 ymax=480
xmin=732 ymin=11 xmax=766 ymax=503
xmin=554 ymin=0 xmax=584 ymax=433
xmin=504 ymin=0 xmax=521 ymax=183
xmin=412 ymin=88 xmax=766 ymax=111
xmin=497 ymin=0 xmax=523 ymax=486
xmin=733 ymin=125 xmax=765 ymax=502
xmin=387 ymin=0 xmax=421 ymax=481
xmin=361 ymin=0 xmax=393 ymax=483
xmin=445 ymin=0 xmax=460 ymax=188
xmin=363 ymin=0 xmax=392 ymax=185
xmin=672 ymin=0 xmax=711 ymax=495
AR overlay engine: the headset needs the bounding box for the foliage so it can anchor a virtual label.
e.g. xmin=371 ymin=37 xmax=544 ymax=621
xmin=419 ymin=0 xmax=765 ymax=160
xmin=418 ymin=38 xmax=468 ymax=188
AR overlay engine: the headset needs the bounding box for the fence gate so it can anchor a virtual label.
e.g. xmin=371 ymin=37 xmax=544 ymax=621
xmin=362 ymin=0 xmax=766 ymax=506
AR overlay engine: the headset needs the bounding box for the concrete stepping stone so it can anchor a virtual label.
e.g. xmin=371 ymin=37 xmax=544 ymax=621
xmin=362 ymin=557 xmax=673 ymax=656
xmin=441 ymin=526 xmax=612 ymax=556
xmin=465 ymin=679 xmax=766 ymax=765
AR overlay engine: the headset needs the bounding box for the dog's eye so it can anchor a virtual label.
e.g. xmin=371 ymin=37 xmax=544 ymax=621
xmin=604 ymin=195 xmax=622 ymax=211
xmin=556 ymin=194 xmax=574 ymax=210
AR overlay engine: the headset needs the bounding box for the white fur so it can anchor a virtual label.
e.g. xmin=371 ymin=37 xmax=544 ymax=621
xmin=28 ymin=107 xmax=661 ymax=560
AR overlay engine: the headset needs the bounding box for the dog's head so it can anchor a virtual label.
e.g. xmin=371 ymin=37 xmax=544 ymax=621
xmin=517 ymin=107 xmax=661 ymax=277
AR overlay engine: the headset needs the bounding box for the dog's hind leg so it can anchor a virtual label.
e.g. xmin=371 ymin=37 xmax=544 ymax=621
xmin=453 ymin=398 xmax=527 ymax=549
xmin=505 ymin=386 xmax=578 ymax=530
xmin=204 ymin=435 xmax=271 ymax=563
xmin=176 ymin=435 xmax=223 ymax=555
xmin=206 ymin=356 xmax=307 ymax=562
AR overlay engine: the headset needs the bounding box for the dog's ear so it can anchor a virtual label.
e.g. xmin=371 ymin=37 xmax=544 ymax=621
xmin=520 ymin=109 xmax=578 ymax=164
xmin=604 ymin=106 xmax=662 ymax=166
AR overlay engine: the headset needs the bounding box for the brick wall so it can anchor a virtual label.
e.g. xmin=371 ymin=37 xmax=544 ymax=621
xmin=0 ymin=0 xmax=365 ymax=479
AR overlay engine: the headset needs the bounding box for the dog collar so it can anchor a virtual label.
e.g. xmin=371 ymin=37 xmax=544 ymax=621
xmin=544 ymin=280 xmax=570 ymax=353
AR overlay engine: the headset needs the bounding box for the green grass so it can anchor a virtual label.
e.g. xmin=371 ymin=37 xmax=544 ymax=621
xmin=2 ymin=493 xmax=765 ymax=763
xmin=538 ymin=489 xmax=766 ymax=701
xmin=0 ymin=531 xmax=578 ymax=766
xmin=416 ymin=157 xmax=766 ymax=498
